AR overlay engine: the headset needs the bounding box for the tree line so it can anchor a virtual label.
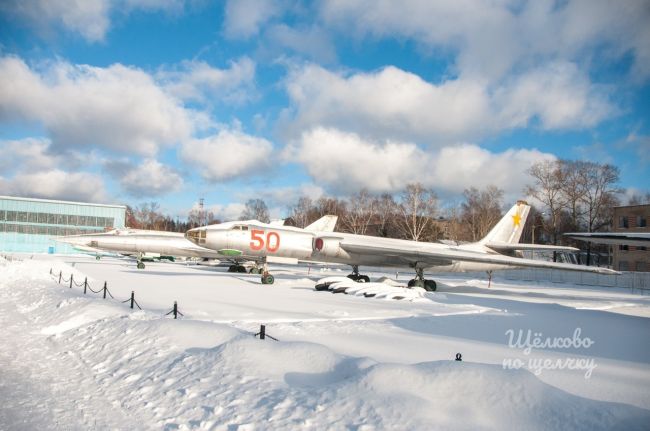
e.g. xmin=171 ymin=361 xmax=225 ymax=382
xmin=124 ymin=159 xmax=648 ymax=249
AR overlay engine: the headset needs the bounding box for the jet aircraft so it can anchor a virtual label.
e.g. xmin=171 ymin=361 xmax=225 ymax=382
xmin=56 ymin=228 xmax=224 ymax=269
xmin=185 ymin=201 xmax=618 ymax=289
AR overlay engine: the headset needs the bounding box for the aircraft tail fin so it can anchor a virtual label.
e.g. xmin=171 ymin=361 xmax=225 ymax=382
xmin=305 ymin=215 xmax=338 ymax=232
xmin=478 ymin=201 xmax=530 ymax=245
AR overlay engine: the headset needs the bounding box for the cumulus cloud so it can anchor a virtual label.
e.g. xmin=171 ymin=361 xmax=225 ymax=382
xmin=0 ymin=56 xmax=195 ymax=157
xmin=0 ymin=138 xmax=66 ymax=174
xmin=180 ymin=128 xmax=274 ymax=182
xmin=320 ymin=0 xmax=650 ymax=82
xmin=207 ymin=203 xmax=247 ymax=221
xmin=159 ymin=57 xmax=257 ymax=105
xmin=286 ymin=127 xmax=556 ymax=197
xmin=0 ymin=169 xmax=109 ymax=203
xmin=118 ymin=159 xmax=184 ymax=197
xmin=223 ymin=0 xmax=283 ymax=39
xmin=283 ymin=63 xmax=611 ymax=144
xmin=1 ymin=0 xmax=187 ymax=42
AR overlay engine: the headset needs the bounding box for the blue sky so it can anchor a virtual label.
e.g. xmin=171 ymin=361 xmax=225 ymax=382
xmin=1 ymin=0 xmax=649 ymax=220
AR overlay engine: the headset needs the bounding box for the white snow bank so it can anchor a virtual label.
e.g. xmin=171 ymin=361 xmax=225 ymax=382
xmin=1 ymin=258 xmax=649 ymax=430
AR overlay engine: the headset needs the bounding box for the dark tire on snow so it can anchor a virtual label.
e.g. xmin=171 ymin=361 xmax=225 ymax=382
xmin=360 ymin=275 xmax=370 ymax=283
xmin=424 ymin=280 xmax=437 ymax=291
xmin=262 ymin=274 xmax=275 ymax=285
xmin=315 ymin=283 xmax=332 ymax=291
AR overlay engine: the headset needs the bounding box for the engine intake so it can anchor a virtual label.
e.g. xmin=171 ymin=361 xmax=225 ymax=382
xmin=312 ymin=237 xmax=350 ymax=259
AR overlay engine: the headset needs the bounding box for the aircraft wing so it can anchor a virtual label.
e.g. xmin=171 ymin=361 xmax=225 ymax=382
xmin=565 ymin=232 xmax=650 ymax=247
xmin=485 ymin=243 xmax=579 ymax=252
xmin=339 ymin=240 xmax=619 ymax=275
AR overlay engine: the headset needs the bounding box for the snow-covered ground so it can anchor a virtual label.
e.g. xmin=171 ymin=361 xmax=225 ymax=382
xmin=1 ymin=254 xmax=649 ymax=430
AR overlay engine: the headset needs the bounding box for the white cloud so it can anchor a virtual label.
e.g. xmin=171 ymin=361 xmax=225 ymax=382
xmin=287 ymin=127 xmax=556 ymax=197
xmin=159 ymin=57 xmax=257 ymax=105
xmin=1 ymin=0 xmax=187 ymax=42
xmin=286 ymin=127 xmax=428 ymax=193
xmin=180 ymin=128 xmax=274 ymax=182
xmin=223 ymin=0 xmax=282 ymax=39
xmin=0 ymin=169 xmax=109 ymax=203
xmin=207 ymin=203 xmax=247 ymax=221
xmin=320 ymin=0 xmax=650 ymax=82
xmin=0 ymin=138 xmax=64 ymax=174
xmin=0 ymin=56 xmax=195 ymax=156
xmin=120 ymin=159 xmax=184 ymax=197
xmin=283 ymin=63 xmax=611 ymax=144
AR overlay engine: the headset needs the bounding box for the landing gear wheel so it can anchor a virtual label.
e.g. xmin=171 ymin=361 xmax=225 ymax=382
xmin=137 ymin=262 xmax=145 ymax=270
xmin=237 ymin=265 xmax=247 ymax=273
xmin=249 ymin=267 xmax=260 ymax=274
xmin=261 ymin=274 xmax=275 ymax=285
xmin=95 ymin=255 xmax=101 ymax=260
xmin=424 ymin=279 xmax=437 ymax=291
xmin=228 ymin=264 xmax=236 ymax=272
xmin=347 ymin=266 xmax=370 ymax=283
xmin=408 ymin=279 xmax=424 ymax=288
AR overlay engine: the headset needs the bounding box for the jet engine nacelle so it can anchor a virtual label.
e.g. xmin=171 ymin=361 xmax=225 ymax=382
xmin=312 ymin=237 xmax=351 ymax=259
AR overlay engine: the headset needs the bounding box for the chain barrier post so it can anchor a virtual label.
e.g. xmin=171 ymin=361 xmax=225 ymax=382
xmin=103 ymin=281 xmax=107 ymax=299
xmin=83 ymin=277 xmax=87 ymax=294
xmin=130 ymin=291 xmax=135 ymax=309
xmin=260 ymin=324 xmax=266 ymax=340
xmin=70 ymin=274 xmax=74 ymax=289
xmin=173 ymin=301 xmax=178 ymax=319
xmin=50 ymin=268 xmax=52 ymax=275
xmin=59 ymin=270 xmax=62 ymax=284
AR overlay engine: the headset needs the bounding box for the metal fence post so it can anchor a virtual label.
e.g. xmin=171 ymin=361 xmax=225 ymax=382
xmin=173 ymin=301 xmax=178 ymax=319
xmin=59 ymin=270 xmax=62 ymax=284
xmin=70 ymin=274 xmax=74 ymax=289
xmin=260 ymin=324 xmax=266 ymax=340
xmin=130 ymin=291 xmax=135 ymax=309
xmin=83 ymin=277 xmax=87 ymax=294
xmin=103 ymin=281 xmax=107 ymax=299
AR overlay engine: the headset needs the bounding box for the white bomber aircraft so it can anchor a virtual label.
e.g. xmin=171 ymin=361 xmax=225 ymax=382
xmin=56 ymin=228 xmax=224 ymax=269
xmin=185 ymin=201 xmax=618 ymax=289
xmin=57 ymin=216 xmax=338 ymax=271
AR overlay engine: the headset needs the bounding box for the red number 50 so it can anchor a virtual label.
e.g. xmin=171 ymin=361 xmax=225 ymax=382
xmin=250 ymin=230 xmax=281 ymax=252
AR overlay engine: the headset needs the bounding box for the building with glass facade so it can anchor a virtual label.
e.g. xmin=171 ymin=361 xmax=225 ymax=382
xmin=0 ymin=195 xmax=126 ymax=254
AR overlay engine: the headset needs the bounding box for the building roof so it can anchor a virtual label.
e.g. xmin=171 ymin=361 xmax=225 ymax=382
xmin=0 ymin=195 xmax=126 ymax=210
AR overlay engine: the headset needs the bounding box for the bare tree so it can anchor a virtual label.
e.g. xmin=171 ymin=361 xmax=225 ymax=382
xmin=187 ymin=206 xmax=216 ymax=228
xmin=374 ymin=193 xmax=398 ymax=237
xmin=525 ymin=160 xmax=567 ymax=244
xmin=396 ymin=183 xmax=438 ymax=241
xmin=342 ymin=189 xmax=375 ymax=234
xmin=314 ymin=197 xmax=347 ymax=220
xmin=578 ymin=162 xmax=621 ymax=232
xmin=461 ymin=186 xmax=504 ymax=241
xmin=288 ymin=197 xmax=313 ymax=228
xmin=240 ymin=198 xmax=270 ymax=223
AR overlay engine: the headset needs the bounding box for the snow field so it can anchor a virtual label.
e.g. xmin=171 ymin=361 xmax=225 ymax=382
xmin=1 ymin=256 xmax=650 ymax=430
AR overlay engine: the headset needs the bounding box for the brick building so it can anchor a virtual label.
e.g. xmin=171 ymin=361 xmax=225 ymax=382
xmin=613 ymin=204 xmax=650 ymax=272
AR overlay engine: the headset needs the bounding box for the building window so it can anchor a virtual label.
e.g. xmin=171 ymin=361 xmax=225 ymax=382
xmin=636 ymin=262 xmax=648 ymax=272
xmin=638 ymin=216 xmax=647 ymax=228
xmin=619 ymin=261 xmax=629 ymax=271
xmin=619 ymin=245 xmax=629 ymax=251
xmin=618 ymin=216 xmax=628 ymax=228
